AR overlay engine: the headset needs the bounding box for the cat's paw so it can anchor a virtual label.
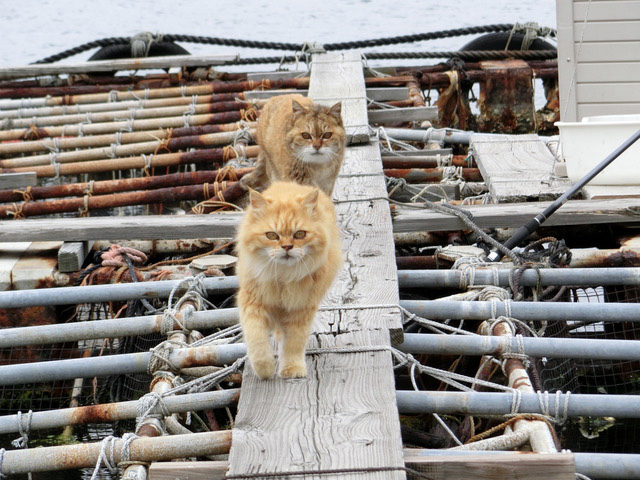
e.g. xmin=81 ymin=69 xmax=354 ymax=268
xmin=251 ymin=357 xmax=276 ymax=380
xmin=280 ymin=362 xmax=307 ymax=379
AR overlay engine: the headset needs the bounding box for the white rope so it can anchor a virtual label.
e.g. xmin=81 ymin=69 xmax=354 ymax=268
xmin=90 ymin=435 xmax=118 ymax=480
xmin=11 ymin=410 xmax=32 ymax=449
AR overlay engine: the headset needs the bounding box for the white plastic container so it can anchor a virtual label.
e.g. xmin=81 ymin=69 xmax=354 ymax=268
xmin=556 ymin=114 xmax=640 ymax=185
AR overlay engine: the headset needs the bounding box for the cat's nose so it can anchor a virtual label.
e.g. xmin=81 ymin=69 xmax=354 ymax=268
xmin=282 ymin=244 xmax=293 ymax=251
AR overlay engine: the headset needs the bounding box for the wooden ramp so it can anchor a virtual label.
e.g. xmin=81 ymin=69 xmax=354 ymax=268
xmin=471 ymin=134 xmax=572 ymax=203
xmin=226 ymin=52 xmax=406 ymax=478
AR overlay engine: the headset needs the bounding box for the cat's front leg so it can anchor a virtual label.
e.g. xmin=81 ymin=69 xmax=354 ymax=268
xmin=241 ymin=306 xmax=276 ymax=380
xmin=279 ymin=309 xmax=315 ymax=379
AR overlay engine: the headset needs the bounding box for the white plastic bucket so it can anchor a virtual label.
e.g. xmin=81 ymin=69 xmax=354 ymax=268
xmin=556 ymin=114 xmax=640 ymax=185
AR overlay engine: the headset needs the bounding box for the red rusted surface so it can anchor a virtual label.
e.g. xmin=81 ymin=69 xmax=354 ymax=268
xmin=384 ymin=167 xmax=482 ymax=183
xmin=69 ymin=403 xmax=123 ymax=425
xmin=190 ymin=181 xmax=249 ymax=214
xmin=406 ymin=79 xmax=427 ymax=108
xmin=382 ymin=155 xmax=472 ymax=169
xmin=572 ymin=249 xmax=640 ymax=268
xmin=396 ymin=255 xmax=438 ymax=270
xmin=477 ymin=60 xmax=535 ymax=133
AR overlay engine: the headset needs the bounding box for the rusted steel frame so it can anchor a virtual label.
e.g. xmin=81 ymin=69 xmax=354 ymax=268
xmin=364 ymin=75 xmax=416 ymax=87
xmin=368 ymin=99 xmax=415 ymax=109
xmin=0 ymin=129 xmax=257 ymax=168
xmin=0 ymin=182 xmax=237 ymax=218
xmin=406 ymin=79 xmax=427 ymax=108
xmin=382 ymin=154 xmax=471 ymax=169
xmin=0 ymin=121 xmax=255 ymax=156
xmin=0 ymin=168 xmax=254 ymax=203
xmin=0 ymin=430 xmax=232 ymax=474
xmin=398 ymin=61 xmax=558 ymax=77
xmin=569 ymin=247 xmax=640 ymax=268
xmin=190 ymin=181 xmax=249 ymax=214
xmin=0 ymin=77 xmax=311 ymax=107
xmin=0 ymin=92 xmax=246 ymax=120
xmin=4 ymin=145 xmax=260 ymax=177
xmin=0 ymin=110 xmax=255 ymax=142
xmin=384 ymin=167 xmax=483 ymax=183
xmin=396 ymin=255 xmax=438 ymax=270
xmin=7 ymin=101 xmax=254 ymax=129
xmin=0 ymin=388 xmax=239 ymax=435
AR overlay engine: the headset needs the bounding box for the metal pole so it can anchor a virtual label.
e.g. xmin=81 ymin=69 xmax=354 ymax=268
xmin=0 ymin=388 xmax=239 ymax=435
xmin=405 ymin=450 xmax=640 ymax=480
xmin=400 ymin=299 xmax=640 ymax=322
xmin=0 ymin=276 xmax=238 ymax=309
xmin=0 ymin=430 xmax=232 ymax=474
xmin=0 ymin=344 xmax=247 ymax=386
xmin=0 ymin=308 xmax=239 ymax=348
xmin=398 ymin=267 xmax=640 ymax=288
xmin=396 ymin=390 xmax=640 ymax=418
xmin=398 ymin=333 xmax=640 ymax=361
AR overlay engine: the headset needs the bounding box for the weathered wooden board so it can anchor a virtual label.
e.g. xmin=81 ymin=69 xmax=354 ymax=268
xmin=404 ymin=453 xmax=575 ymax=480
xmin=582 ymin=185 xmax=640 ymax=200
xmin=308 ymin=52 xmax=369 ymax=145
xmin=58 ymin=241 xmax=94 ymax=273
xmin=368 ymin=107 xmax=438 ymax=125
xmin=9 ymin=241 xmax=62 ymax=290
xmin=148 ymin=452 xmax=575 ymax=480
xmin=393 ymin=197 xmax=640 ymax=232
xmin=0 ymin=54 xmax=238 ymax=79
xmin=227 ymin=52 xmax=404 ymax=480
xmin=247 ymin=71 xmax=309 ymax=82
xmin=0 ymin=173 xmax=37 ymax=190
xmin=0 ymin=242 xmax=31 ymax=291
xmin=244 ymin=87 xmax=409 ymax=102
xmin=471 ymin=134 xmax=572 ymax=202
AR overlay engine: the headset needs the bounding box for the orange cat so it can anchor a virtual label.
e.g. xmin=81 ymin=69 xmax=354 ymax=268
xmin=236 ymin=181 xmax=342 ymax=379
xmin=242 ymin=94 xmax=346 ymax=196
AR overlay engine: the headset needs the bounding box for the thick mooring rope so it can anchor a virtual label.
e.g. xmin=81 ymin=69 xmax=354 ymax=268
xmin=32 ymin=24 xmax=555 ymax=64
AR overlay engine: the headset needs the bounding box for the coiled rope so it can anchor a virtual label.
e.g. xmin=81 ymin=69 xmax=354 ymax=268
xmin=32 ymin=24 xmax=555 ymax=64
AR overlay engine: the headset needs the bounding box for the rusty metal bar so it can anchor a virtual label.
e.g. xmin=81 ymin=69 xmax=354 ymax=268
xmin=406 ymin=79 xmax=427 ymax=108
xmin=6 ymin=100 xmax=254 ymax=129
xmin=0 ymin=182 xmax=238 ymax=218
xmin=0 ymin=110 xmax=254 ymax=142
xmin=4 ymin=145 xmax=260 ymax=177
xmin=0 ymin=92 xmax=245 ymax=120
xmin=0 ymin=129 xmax=257 ymax=168
xmin=0 ymin=389 xmax=239 ymax=435
xmin=0 ymin=167 xmax=253 ymax=203
xmin=382 ymin=154 xmax=471 ymax=169
xmin=190 ymin=181 xmax=249 ymax=214
xmin=384 ymin=167 xmax=483 ymax=183
xmin=0 ymin=121 xmax=255 ymax=156
xmin=0 ymin=430 xmax=232 ymax=474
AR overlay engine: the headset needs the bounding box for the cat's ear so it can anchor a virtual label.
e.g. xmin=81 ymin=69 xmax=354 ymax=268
xmin=249 ymin=188 xmax=268 ymax=211
xmin=291 ymin=100 xmax=306 ymax=116
xmin=328 ymin=102 xmax=342 ymax=121
xmin=302 ymin=188 xmax=320 ymax=217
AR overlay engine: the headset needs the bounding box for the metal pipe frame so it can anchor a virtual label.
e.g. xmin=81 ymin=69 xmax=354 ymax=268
xmin=396 ymin=390 xmax=640 ymax=418
xmin=405 ymin=450 xmax=640 ymax=480
xmin=0 ymin=344 xmax=247 ymax=386
xmin=0 ymin=430 xmax=232 ymax=474
xmin=401 ymin=299 xmax=640 ymax=322
xmin=398 ymin=267 xmax=640 ymax=288
xmin=0 ymin=388 xmax=239 ymax=435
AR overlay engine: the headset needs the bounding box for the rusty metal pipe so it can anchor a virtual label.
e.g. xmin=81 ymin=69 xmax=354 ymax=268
xmin=0 ymin=430 xmax=232 ymax=474
xmin=4 ymin=145 xmax=260 ymax=177
xmin=384 ymin=167 xmax=483 ymax=183
xmin=382 ymin=155 xmax=471 ymax=169
xmin=0 ymin=168 xmax=254 ymax=203
xmin=0 ymin=182 xmax=238 ymax=218
xmin=0 ymin=389 xmax=239 ymax=435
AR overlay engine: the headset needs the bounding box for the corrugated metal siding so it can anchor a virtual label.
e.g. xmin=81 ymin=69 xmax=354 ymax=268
xmin=556 ymin=0 xmax=640 ymax=121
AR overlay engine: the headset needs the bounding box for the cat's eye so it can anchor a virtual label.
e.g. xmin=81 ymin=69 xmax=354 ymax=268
xmin=301 ymin=132 xmax=312 ymax=140
xmin=322 ymin=132 xmax=333 ymax=139
xmin=293 ymin=230 xmax=306 ymax=239
xmin=265 ymin=232 xmax=279 ymax=240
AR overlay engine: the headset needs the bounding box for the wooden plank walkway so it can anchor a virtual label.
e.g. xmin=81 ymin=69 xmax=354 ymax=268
xmin=226 ymin=52 xmax=405 ymax=479
xmin=471 ymin=134 xmax=572 ymax=203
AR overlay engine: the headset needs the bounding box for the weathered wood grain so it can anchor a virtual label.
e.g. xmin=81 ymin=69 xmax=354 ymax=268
xmin=244 ymin=87 xmax=409 ymax=102
xmin=58 ymin=241 xmax=94 ymax=273
xmin=393 ymin=197 xmax=640 ymax=232
xmin=368 ymin=107 xmax=437 ymax=125
xmin=0 ymin=173 xmax=37 ymax=190
xmin=227 ymin=52 xmax=404 ymax=480
xmin=308 ymin=51 xmax=370 ymax=145
xmin=471 ymin=134 xmax=572 ymax=202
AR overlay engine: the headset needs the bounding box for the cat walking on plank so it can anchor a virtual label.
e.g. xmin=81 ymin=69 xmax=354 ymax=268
xmin=242 ymin=94 xmax=346 ymax=195
xmin=236 ymin=181 xmax=342 ymax=379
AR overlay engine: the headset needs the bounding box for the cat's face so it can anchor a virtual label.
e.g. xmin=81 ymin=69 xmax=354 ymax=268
xmin=288 ymin=101 xmax=345 ymax=165
xmin=241 ymin=186 xmax=328 ymax=280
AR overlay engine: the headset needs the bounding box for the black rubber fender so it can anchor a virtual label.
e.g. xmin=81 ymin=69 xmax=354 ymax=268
xmin=88 ymin=41 xmax=190 ymax=61
xmin=459 ymin=32 xmax=556 ymax=51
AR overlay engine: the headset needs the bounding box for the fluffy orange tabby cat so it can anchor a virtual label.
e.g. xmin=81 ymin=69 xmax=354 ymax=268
xmin=236 ymin=181 xmax=342 ymax=379
xmin=242 ymin=94 xmax=346 ymax=195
